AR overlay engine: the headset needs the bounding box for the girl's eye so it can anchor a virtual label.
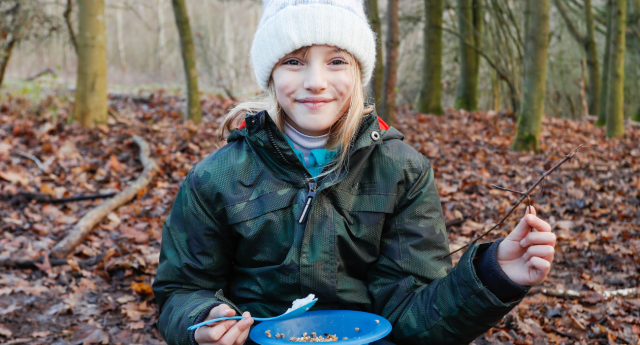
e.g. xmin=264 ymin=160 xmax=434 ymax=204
xmin=284 ymin=59 xmax=300 ymax=65
xmin=331 ymin=60 xmax=347 ymax=65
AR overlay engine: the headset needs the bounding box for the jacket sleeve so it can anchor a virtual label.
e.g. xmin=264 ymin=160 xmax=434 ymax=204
xmin=152 ymin=169 xmax=235 ymax=345
xmin=367 ymin=156 xmax=526 ymax=344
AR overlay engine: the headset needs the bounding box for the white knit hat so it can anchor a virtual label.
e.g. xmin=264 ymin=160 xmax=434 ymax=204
xmin=250 ymin=0 xmax=377 ymax=91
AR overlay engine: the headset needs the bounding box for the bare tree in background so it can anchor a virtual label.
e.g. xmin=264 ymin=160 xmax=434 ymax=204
xmin=416 ymin=0 xmax=444 ymax=115
xmin=597 ymin=0 xmax=613 ymax=126
xmin=512 ymin=0 xmax=551 ymax=151
xmin=0 ymin=2 xmax=31 ymax=87
xmin=364 ymin=0 xmax=384 ymax=112
xmin=172 ymin=0 xmax=202 ymax=124
xmin=553 ymin=0 xmax=600 ymax=116
xmin=605 ymin=0 xmax=626 ymax=137
xmin=629 ymin=0 xmax=640 ymax=123
xmin=74 ymin=0 xmax=108 ymax=127
xmin=381 ymin=0 xmax=399 ymax=126
xmin=454 ymin=0 xmax=483 ymax=111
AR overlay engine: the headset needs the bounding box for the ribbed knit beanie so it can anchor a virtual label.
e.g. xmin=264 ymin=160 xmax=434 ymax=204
xmin=250 ymin=0 xmax=377 ymax=91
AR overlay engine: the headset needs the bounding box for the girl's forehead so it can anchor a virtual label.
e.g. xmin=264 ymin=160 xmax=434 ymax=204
xmin=287 ymin=45 xmax=343 ymax=56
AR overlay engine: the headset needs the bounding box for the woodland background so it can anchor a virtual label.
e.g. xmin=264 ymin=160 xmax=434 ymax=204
xmin=1 ymin=0 xmax=640 ymax=344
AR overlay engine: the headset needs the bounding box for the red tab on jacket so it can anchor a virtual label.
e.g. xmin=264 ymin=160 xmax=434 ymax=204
xmin=378 ymin=117 xmax=389 ymax=130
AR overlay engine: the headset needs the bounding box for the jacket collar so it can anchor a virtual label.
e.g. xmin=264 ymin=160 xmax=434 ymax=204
xmin=226 ymin=106 xmax=403 ymax=186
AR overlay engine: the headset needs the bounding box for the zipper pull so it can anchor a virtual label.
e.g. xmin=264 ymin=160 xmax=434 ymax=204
xmin=298 ymin=181 xmax=317 ymax=224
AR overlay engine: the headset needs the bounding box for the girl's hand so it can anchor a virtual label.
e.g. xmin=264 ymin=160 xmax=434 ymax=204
xmin=497 ymin=206 xmax=556 ymax=286
xmin=194 ymin=304 xmax=253 ymax=345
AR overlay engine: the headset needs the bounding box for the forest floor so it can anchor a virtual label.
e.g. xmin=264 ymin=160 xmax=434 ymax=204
xmin=0 ymin=89 xmax=639 ymax=345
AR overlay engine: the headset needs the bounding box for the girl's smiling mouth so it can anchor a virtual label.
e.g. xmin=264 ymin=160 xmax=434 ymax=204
xmin=297 ymin=97 xmax=334 ymax=110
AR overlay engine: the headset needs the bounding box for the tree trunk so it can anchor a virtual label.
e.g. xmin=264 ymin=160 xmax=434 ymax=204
xmin=511 ymin=0 xmax=551 ymax=152
xmin=171 ymin=0 xmax=202 ymax=124
xmin=0 ymin=37 xmax=18 ymax=88
xmin=416 ymin=0 xmax=444 ymax=115
xmin=605 ymin=0 xmax=626 ymax=137
xmin=73 ymin=0 xmax=108 ymax=128
xmin=492 ymin=69 xmax=501 ymax=112
xmin=381 ymin=0 xmax=399 ymax=126
xmin=629 ymin=0 xmax=640 ymax=122
xmin=116 ymin=4 xmax=127 ymax=72
xmin=584 ymin=0 xmax=601 ymax=115
xmin=365 ymin=0 xmax=384 ymax=113
xmin=454 ymin=0 xmax=482 ymax=111
xmin=0 ymin=4 xmax=30 ymax=87
xmin=597 ymin=0 xmax=614 ymax=126
xmin=553 ymin=0 xmax=600 ymax=115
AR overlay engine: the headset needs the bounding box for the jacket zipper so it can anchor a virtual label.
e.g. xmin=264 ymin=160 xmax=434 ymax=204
xmin=298 ymin=181 xmax=316 ymax=223
xmin=262 ymin=115 xmax=317 ymax=223
xmin=261 ymin=113 xmax=372 ymax=224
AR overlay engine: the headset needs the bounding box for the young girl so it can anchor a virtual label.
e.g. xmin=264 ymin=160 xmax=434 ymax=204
xmin=153 ymin=1 xmax=556 ymax=344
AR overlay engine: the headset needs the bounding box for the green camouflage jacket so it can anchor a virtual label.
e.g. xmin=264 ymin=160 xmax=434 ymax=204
xmin=153 ymin=108 xmax=526 ymax=345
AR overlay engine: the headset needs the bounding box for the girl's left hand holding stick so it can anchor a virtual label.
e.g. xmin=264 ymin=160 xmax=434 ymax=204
xmin=194 ymin=304 xmax=254 ymax=345
xmin=497 ymin=206 xmax=556 ymax=286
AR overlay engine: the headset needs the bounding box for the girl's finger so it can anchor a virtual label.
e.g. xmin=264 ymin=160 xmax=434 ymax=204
xmin=520 ymin=232 xmax=556 ymax=248
xmin=522 ymin=245 xmax=555 ymax=262
xmin=195 ymin=319 xmax=236 ymax=344
xmin=524 ymin=214 xmax=551 ymax=233
xmin=234 ymin=312 xmax=254 ymax=345
xmin=218 ymin=312 xmax=253 ymax=345
xmin=526 ymin=256 xmax=551 ymax=273
xmin=210 ymin=304 xmax=235 ymax=319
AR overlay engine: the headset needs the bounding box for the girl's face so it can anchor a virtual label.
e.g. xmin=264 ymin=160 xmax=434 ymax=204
xmin=271 ymin=45 xmax=354 ymax=136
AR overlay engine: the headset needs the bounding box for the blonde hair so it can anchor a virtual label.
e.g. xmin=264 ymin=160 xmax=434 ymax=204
xmin=219 ymin=46 xmax=374 ymax=181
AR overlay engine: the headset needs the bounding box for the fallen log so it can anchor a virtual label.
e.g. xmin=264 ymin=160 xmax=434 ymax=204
xmin=529 ymin=287 xmax=640 ymax=300
xmin=0 ymin=192 xmax=116 ymax=205
xmin=50 ymin=135 xmax=158 ymax=259
xmin=0 ymin=252 xmax=107 ymax=270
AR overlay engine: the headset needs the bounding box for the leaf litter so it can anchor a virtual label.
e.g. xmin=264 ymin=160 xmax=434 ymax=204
xmin=0 ymin=92 xmax=638 ymax=344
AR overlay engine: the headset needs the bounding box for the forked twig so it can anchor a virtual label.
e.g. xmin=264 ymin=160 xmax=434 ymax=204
xmin=438 ymin=145 xmax=583 ymax=260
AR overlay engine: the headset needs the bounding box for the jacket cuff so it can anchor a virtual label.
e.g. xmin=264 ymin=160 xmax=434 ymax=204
xmin=473 ymin=238 xmax=531 ymax=303
xmin=190 ymin=302 xmax=223 ymax=345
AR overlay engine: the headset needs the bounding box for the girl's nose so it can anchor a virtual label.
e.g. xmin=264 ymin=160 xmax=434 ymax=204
xmin=303 ymin=64 xmax=328 ymax=92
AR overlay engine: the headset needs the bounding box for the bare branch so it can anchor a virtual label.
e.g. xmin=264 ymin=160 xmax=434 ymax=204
xmin=439 ymin=145 xmax=583 ymax=260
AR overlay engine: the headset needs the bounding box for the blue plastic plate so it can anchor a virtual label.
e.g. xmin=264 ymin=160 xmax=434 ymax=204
xmin=249 ymin=310 xmax=392 ymax=345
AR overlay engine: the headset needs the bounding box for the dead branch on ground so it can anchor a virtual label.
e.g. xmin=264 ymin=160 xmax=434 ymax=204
xmin=50 ymin=135 xmax=158 ymax=259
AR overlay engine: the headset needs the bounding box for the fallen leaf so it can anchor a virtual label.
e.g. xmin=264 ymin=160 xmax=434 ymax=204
xmin=0 ymin=171 xmax=28 ymax=186
xmin=0 ymin=325 xmax=12 ymax=337
xmin=121 ymin=226 xmax=149 ymax=244
xmin=131 ymin=282 xmax=153 ymax=296
xmin=31 ymin=331 xmax=50 ymax=338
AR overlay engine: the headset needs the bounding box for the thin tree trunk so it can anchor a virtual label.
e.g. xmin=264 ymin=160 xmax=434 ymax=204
xmin=597 ymin=0 xmax=614 ymax=126
xmin=381 ymin=0 xmax=399 ymax=126
xmin=584 ymin=0 xmax=600 ymax=115
xmin=171 ymin=0 xmax=202 ymax=124
xmin=629 ymin=0 xmax=640 ymax=122
xmin=492 ymin=69 xmax=501 ymax=112
xmin=157 ymin=0 xmax=166 ymax=72
xmin=454 ymin=0 xmax=482 ymax=111
xmin=606 ymin=0 xmax=626 ymax=137
xmin=365 ymin=0 xmax=384 ymax=113
xmin=511 ymin=0 xmax=551 ymax=152
xmin=116 ymin=4 xmax=127 ymax=72
xmin=416 ymin=0 xmax=444 ymax=115
xmin=0 ymin=4 xmax=30 ymax=87
xmin=73 ymin=0 xmax=108 ymax=128
xmin=0 ymin=37 xmax=18 ymax=87
xmin=63 ymin=0 xmax=78 ymax=53
xmin=553 ymin=0 xmax=600 ymax=115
